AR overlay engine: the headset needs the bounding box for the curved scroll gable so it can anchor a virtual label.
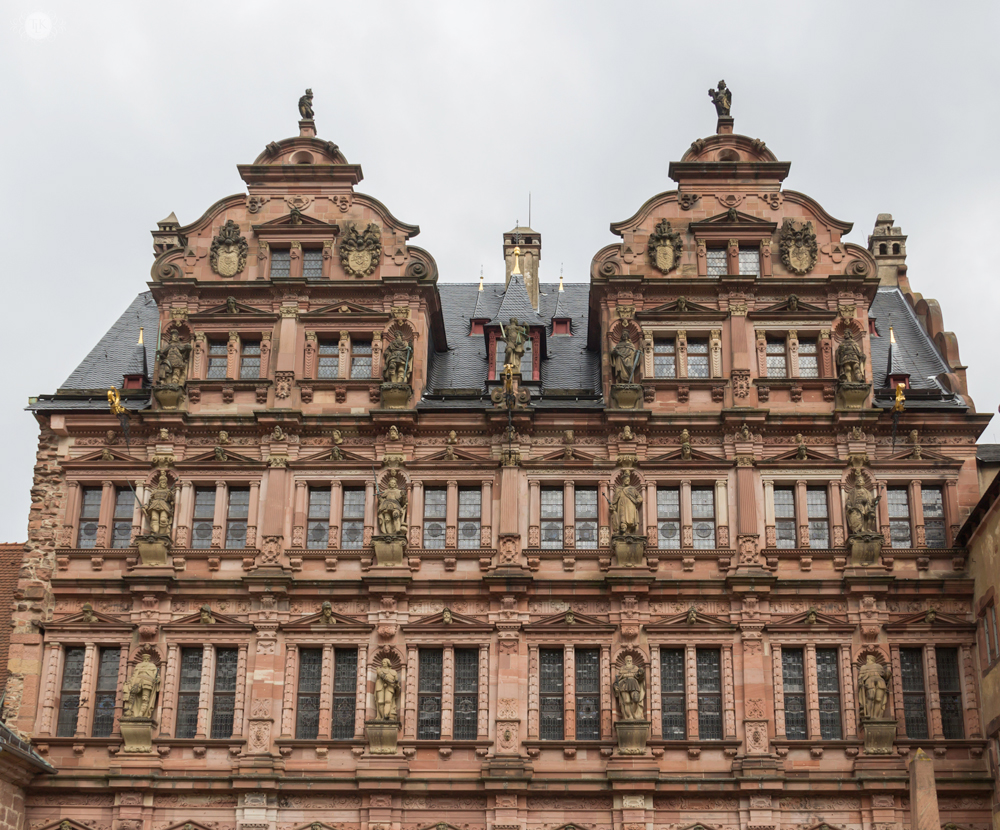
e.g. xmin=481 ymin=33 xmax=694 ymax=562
xmin=679 ymin=132 xmax=779 ymax=164
xmin=609 ymin=191 xmax=680 ymax=236
xmin=250 ymin=134 xmax=350 ymax=166
xmin=351 ymin=192 xmax=420 ymax=240
xmin=779 ymin=190 xmax=854 ymax=235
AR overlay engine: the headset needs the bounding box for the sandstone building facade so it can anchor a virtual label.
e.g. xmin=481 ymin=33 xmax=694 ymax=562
xmin=7 ymin=90 xmax=997 ymax=830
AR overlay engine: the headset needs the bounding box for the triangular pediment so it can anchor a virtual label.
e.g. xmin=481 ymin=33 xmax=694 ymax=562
xmin=645 ymin=610 xmax=735 ymax=631
xmin=176 ymin=448 xmax=263 ymax=466
xmin=418 ymin=823 xmax=466 ymax=830
xmin=253 ymin=212 xmax=340 ymax=231
xmin=640 ymin=298 xmax=720 ymax=316
xmin=525 ymin=448 xmax=602 ymax=464
xmin=196 ymin=299 xmax=273 ymax=317
xmin=691 ymin=209 xmax=777 ymax=230
xmin=647 ymin=447 xmax=727 ymax=464
xmin=301 ymin=301 xmax=384 ymax=317
xmin=283 ymin=610 xmax=372 ymax=630
xmin=293 ymin=447 xmax=372 ymax=464
xmin=525 ymin=610 xmax=614 ymax=632
xmin=876 ymin=447 xmax=958 ymax=464
xmin=754 ymin=297 xmax=829 ymax=314
xmin=410 ymin=448 xmax=492 ymax=465
xmin=402 ymin=609 xmax=493 ymax=632
xmin=164 ymin=609 xmax=252 ymax=631
xmin=768 ymin=609 xmax=852 ymax=630
xmin=884 ymin=610 xmax=974 ymax=632
xmin=66 ymin=448 xmax=141 ymax=465
xmin=677 ymin=824 xmax=718 ymax=830
xmin=158 ymin=821 xmax=221 ymax=830
xmin=760 ymin=448 xmax=842 ymax=464
xmin=49 ymin=609 xmax=134 ymax=631
xmin=34 ymin=821 xmax=98 ymax=830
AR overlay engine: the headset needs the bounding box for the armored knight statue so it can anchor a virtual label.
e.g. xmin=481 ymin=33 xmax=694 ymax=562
xmin=610 ymin=330 xmax=639 ymax=384
xmin=708 ymin=80 xmax=732 ymax=116
xmin=613 ymin=656 xmax=646 ymax=721
xmin=374 ymin=658 xmax=400 ymax=720
xmin=845 ymin=470 xmax=880 ymax=536
xmin=157 ymin=330 xmax=190 ymax=386
xmin=145 ymin=472 xmax=174 ymax=537
xmin=382 ymin=331 xmax=413 ymax=384
xmin=122 ymin=654 xmax=160 ymax=719
xmin=858 ymin=654 xmax=891 ymax=720
xmin=298 ymin=88 xmax=315 ymax=120
xmin=503 ymin=318 xmax=528 ymax=370
xmin=610 ymin=477 xmax=643 ymax=535
xmin=377 ymin=475 xmax=407 ymax=537
xmin=836 ymin=330 xmax=866 ymax=384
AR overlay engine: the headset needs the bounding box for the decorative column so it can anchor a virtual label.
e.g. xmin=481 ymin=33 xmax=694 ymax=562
xmin=829 ymin=479 xmax=845 ymax=548
xmin=159 ymin=644 xmax=179 ymax=738
xmin=404 ymin=646 xmax=418 ymax=738
xmin=446 ymin=480 xmax=458 ymax=549
xmin=292 ymin=480 xmax=308 ymax=549
xmin=64 ymin=482 xmax=80 ymax=548
xmin=910 ymin=479 xmax=925 ymax=548
xmin=735 ymin=453 xmax=760 ymax=567
xmin=212 ymin=480 xmax=227 ymax=549
xmin=926 ymin=646 xmax=944 ymax=740
xmin=645 ymin=479 xmax=658 ymax=546
xmin=601 ymin=644 xmax=612 ymax=739
xmin=355 ymin=644 xmax=367 ymax=737
xmin=649 ymin=646 xmax=662 ymax=738
xmin=177 ymin=481 xmax=194 ymax=547
xmin=528 ymin=645 xmax=539 ymax=737
xmin=805 ymin=645 xmax=820 ymax=738
xmin=195 ymin=646 xmax=214 ymax=739
xmin=477 ymin=645 xmax=489 ymax=739
xmin=962 ymin=645 xmax=982 ymax=737
xmin=723 ymin=645 xmax=737 ymax=739
xmin=796 ymin=480 xmax=809 ymax=548
xmin=840 ymin=644 xmax=857 ymax=739
xmin=890 ymin=646 xmax=906 ymax=737
xmin=97 ymin=480 xmax=115 ymax=548
xmin=39 ymin=642 xmax=61 ymax=736
xmin=599 ymin=481 xmax=611 ymax=547
xmin=113 ymin=643 xmax=129 ymax=736
xmin=247 ymin=480 xmax=260 ymax=548
xmin=441 ymin=646 xmax=454 ymax=738
xmin=763 ymin=479 xmax=776 ymax=548
xmin=563 ymin=480 xmax=575 ymax=548
xmin=772 ymin=644 xmax=785 ymax=737
xmin=685 ymin=645 xmax=698 ymax=739
xmin=788 ymin=329 xmax=800 ymax=376
xmin=364 ymin=480 xmax=376 ymax=548
xmin=329 ymin=480 xmax=342 ymax=549
xmin=528 ymin=479 xmax=540 ymax=548
xmin=232 ymin=644 xmax=248 ymax=738
xmin=408 ymin=480 xmax=424 ymax=549
xmin=480 ymin=480 xmax=492 ymax=548
xmin=318 ymin=645 xmax=333 ymax=739
xmin=878 ymin=481 xmax=890 ymax=545
xmin=715 ymin=478 xmax=730 ymax=548
xmin=279 ymin=644 xmax=297 ymax=738
xmin=74 ymin=643 xmax=97 ymax=738
xmin=680 ymin=480 xmax=693 ymax=548
xmin=945 ymin=479 xmax=960 ymax=545
xmin=564 ymin=645 xmax=576 ymax=739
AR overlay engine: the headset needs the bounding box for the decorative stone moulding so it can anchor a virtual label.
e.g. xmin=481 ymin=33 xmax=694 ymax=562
xmin=365 ymin=719 xmax=401 ymax=754
xmin=153 ymin=385 xmax=184 ymax=410
xmin=836 ymin=381 xmax=871 ymax=410
xmin=379 ymin=383 xmax=412 ymax=410
xmin=610 ymin=384 xmax=643 ymax=410
xmin=119 ymin=717 xmax=154 ymax=753
xmin=849 ymin=533 xmax=884 ymax=567
xmin=861 ymin=717 xmax=897 ymax=755
xmin=372 ymin=535 xmax=406 ymax=566
xmin=614 ymin=719 xmax=650 ymax=755
xmin=133 ymin=535 xmax=172 ymax=567
xmin=612 ymin=535 xmax=645 ymax=568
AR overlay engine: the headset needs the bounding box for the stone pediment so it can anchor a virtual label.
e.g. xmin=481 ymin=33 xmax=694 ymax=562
xmin=163 ymin=609 xmax=252 ymax=632
xmin=876 ymin=447 xmax=958 ymax=464
xmin=295 ymin=447 xmax=372 ymax=464
xmin=68 ymin=448 xmax=141 ymax=464
xmin=418 ymin=823 xmax=467 ymax=830
xmin=410 ymin=449 xmax=491 ymax=465
xmin=647 ymin=447 xmax=727 ymax=464
xmin=640 ymin=298 xmax=720 ymax=316
xmin=301 ymin=301 xmax=385 ymax=317
xmin=283 ymin=609 xmax=373 ymax=631
xmin=33 ymin=821 xmax=100 ymax=830
xmin=252 ymin=212 xmax=341 ymax=233
xmin=157 ymin=822 xmax=222 ymax=830
xmin=178 ymin=448 xmax=263 ymax=465
xmin=525 ymin=610 xmax=615 ymax=633
xmin=196 ymin=299 xmax=273 ymax=317
xmin=753 ymin=297 xmax=829 ymax=315
xmin=527 ymin=448 xmax=602 ymax=464
xmin=645 ymin=610 xmax=735 ymax=631
xmin=884 ymin=610 xmax=974 ymax=632
xmin=49 ymin=609 xmax=134 ymax=632
xmin=767 ymin=610 xmax=852 ymax=631
xmin=689 ymin=209 xmax=778 ymax=232
xmin=760 ymin=447 xmax=842 ymax=464
xmin=402 ymin=609 xmax=494 ymax=633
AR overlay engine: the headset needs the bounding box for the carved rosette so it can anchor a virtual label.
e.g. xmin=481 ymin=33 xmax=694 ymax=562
xmin=647 ymin=219 xmax=683 ymax=274
xmin=210 ymin=219 xmax=249 ymax=277
xmin=778 ymin=219 xmax=818 ymax=275
xmin=339 ymin=222 xmax=382 ymax=277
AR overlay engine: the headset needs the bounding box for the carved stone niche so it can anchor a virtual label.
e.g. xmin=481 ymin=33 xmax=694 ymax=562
xmin=614 ymin=719 xmax=651 ymax=755
xmin=365 ymin=719 xmax=401 ymax=754
xmin=379 ymin=383 xmax=412 ymax=410
xmin=610 ymin=384 xmax=643 ymax=410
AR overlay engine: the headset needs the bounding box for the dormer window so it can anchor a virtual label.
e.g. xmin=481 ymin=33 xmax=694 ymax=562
xmin=270 ymin=250 xmax=291 ymax=278
xmin=494 ymin=335 xmax=532 ymax=378
xmin=552 ymin=320 xmax=571 ymax=335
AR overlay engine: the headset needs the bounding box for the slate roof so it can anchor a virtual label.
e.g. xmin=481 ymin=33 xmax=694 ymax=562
xmin=978 ymin=445 xmax=1000 ymax=464
xmin=486 ymin=273 xmax=548 ymax=328
xmin=869 ymin=288 xmax=965 ymax=410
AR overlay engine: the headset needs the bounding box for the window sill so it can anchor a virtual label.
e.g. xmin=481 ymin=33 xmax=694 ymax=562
xmin=644 ymin=377 xmax=724 ymax=386
xmin=753 ymin=377 xmax=831 ymax=387
xmin=193 ymin=379 xmax=272 ymax=387
xmin=302 ymin=378 xmax=382 ymax=386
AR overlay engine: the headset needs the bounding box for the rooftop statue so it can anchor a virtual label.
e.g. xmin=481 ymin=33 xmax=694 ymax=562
xmin=708 ymin=80 xmax=732 ymax=117
xmin=298 ymin=88 xmax=314 ymax=120
xmin=503 ymin=318 xmax=528 ymax=370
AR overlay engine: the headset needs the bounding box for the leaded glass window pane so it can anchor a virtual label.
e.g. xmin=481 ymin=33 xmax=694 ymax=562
xmin=192 ymin=487 xmax=215 ymax=550
xmin=707 ymin=248 xmax=727 ymax=277
xmin=423 ymin=488 xmax=446 ymax=550
xmin=211 ymin=648 xmax=238 ymax=739
xmin=936 ymin=647 xmax=964 ymax=739
xmin=738 ymin=248 xmax=760 ymax=276
xmin=660 ymin=648 xmax=685 ymax=739
xmin=454 ymin=648 xmax=479 ymax=740
xmin=816 ymin=648 xmax=842 ymax=739
xmin=92 ymin=646 xmax=121 ymax=737
xmin=696 ymin=648 xmax=722 ymax=740
xmin=539 ymin=648 xmax=564 ymax=740
xmin=417 ymin=649 xmax=443 ymax=740
xmin=226 ymin=488 xmax=249 ymax=548
xmin=888 ymin=488 xmax=912 ymax=548
xmin=766 ymin=339 xmax=787 ymax=378
xmin=270 ymin=250 xmax=291 ymax=278
xmin=575 ymin=648 xmax=600 ymax=740
xmin=240 ymin=340 xmax=260 ymax=380
xmin=318 ymin=341 xmax=339 ymax=379
xmin=176 ymin=647 xmax=203 ymax=739
xmin=207 ymin=342 xmax=228 ymax=379
xmin=657 ymin=487 xmax=680 ymax=549
xmin=303 ymin=249 xmax=323 ymax=279
xmin=520 ymin=336 xmax=533 ymax=378
xmin=78 ymin=487 xmax=102 ymax=549
xmin=687 ymin=339 xmax=709 ymax=379
xmin=922 ymin=487 xmax=947 ymax=548
xmin=798 ymin=340 xmax=819 ymax=378
xmin=540 ymin=488 xmax=563 ymax=549
xmin=341 ymin=487 xmax=365 ymax=549
xmin=575 ymin=488 xmax=598 ymax=549
xmin=654 ymin=339 xmax=676 ymax=378
xmin=782 ymin=648 xmax=806 ymax=739
xmin=111 ymin=488 xmax=134 ymax=549
xmin=807 ymin=487 xmax=830 ymax=548
xmin=307 ymin=487 xmax=331 ymax=549
xmin=900 ymin=647 xmax=928 ymax=739
xmin=350 ymin=341 xmax=372 ymax=379
xmin=56 ymin=647 xmax=85 ymax=737
xmin=692 ymin=487 xmax=716 ymax=549
xmin=458 ymin=489 xmax=481 ymax=549
xmin=774 ymin=487 xmax=796 ymax=548
xmin=332 ymin=648 xmax=357 ymax=739
xmin=296 ymin=649 xmax=322 ymax=739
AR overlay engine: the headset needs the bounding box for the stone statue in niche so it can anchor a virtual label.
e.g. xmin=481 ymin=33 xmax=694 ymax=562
xmin=122 ymin=654 xmax=160 ymax=719
xmin=610 ymin=330 xmax=639 ymax=384
xmin=858 ymin=654 xmax=891 ymax=720
xmin=610 ymin=478 xmax=643 ymax=536
xmin=298 ymin=88 xmax=314 ymax=120
xmin=779 ymin=219 xmax=818 ymax=275
xmin=708 ymin=80 xmax=732 ymax=116
xmin=209 ymin=219 xmax=249 ymax=277
xmin=502 ymin=318 xmax=528 ymax=370
xmin=374 ymin=658 xmax=400 ymax=720
xmin=845 ymin=470 xmax=879 ymax=537
xmin=377 ymin=475 xmax=407 ymax=537
xmin=339 ymin=222 xmax=382 ymax=277
xmin=145 ymin=472 xmax=174 ymax=537
xmin=836 ymin=330 xmax=867 ymax=384
xmin=382 ymin=331 xmax=413 ymax=384
xmin=613 ymin=656 xmax=646 ymax=721
xmin=647 ymin=219 xmax=683 ymax=274
xmin=157 ymin=330 xmax=190 ymax=386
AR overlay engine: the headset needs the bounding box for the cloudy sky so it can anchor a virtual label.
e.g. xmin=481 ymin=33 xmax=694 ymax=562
xmin=1 ymin=1 xmax=997 ymax=540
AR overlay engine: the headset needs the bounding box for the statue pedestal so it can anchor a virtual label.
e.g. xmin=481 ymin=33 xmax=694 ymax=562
xmin=372 ymin=535 xmax=406 ymax=567
xmin=120 ymin=717 xmax=154 ymax=753
xmin=848 ymin=533 xmax=884 ymax=567
xmin=611 ymin=535 xmax=646 ymax=568
xmin=610 ymin=384 xmax=643 ymax=410
xmin=134 ymin=535 xmax=172 ymax=567
xmin=836 ymin=381 xmax=871 ymax=410
xmin=614 ymin=719 xmax=650 ymax=755
xmin=365 ymin=719 xmax=401 ymax=754
xmin=862 ymin=717 xmax=897 ymax=755
xmin=152 ymin=384 xmax=184 ymax=410
xmin=379 ymin=383 xmax=412 ymax=410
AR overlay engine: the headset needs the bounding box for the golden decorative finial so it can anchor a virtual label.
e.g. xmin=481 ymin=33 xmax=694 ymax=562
xmin=512 ymin=246 xmax=522 ymax=276
xmin=478 ymin=266 xmax=484 ymax=292
xmin=894 ymin=382 xmax=906 ymax=413
xmin=559 ymin=264 xmax=564 ymax=292
xmin=138 ymin=327 xmax=144 ymax=345
xmin=107 ymin=388 xmax=126 ymax=417
xmin=889 ymin=325 xmax=896 ymax=345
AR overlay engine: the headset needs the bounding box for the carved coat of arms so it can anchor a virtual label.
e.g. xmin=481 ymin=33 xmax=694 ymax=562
xmin=339 ymin=222 xmax=382 ymax=277
xmin=647 ymin=219 xmax=683 ymax=274
xmin=210 ymin=220 xmax=249 ymax=277
xmin=779 ymin=218 xmax=818 ymax=275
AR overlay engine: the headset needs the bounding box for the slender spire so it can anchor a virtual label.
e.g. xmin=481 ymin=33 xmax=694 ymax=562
xmin=558 ymin=264 xmax=564 ymax=292
xmin=478 ymin=266 xmax=484 ymax=291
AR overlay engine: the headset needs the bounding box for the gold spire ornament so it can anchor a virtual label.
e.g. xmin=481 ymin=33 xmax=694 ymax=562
xmin=512 ymin=246 xmax=522 ymax=276
xmin=108 ymin=387 xmax=126 ymax=417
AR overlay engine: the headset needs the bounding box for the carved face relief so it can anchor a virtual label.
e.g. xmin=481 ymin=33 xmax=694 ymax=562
xmin=779 ymin=219 xmax=818 ymax=275
xmin=647 ymin=219 xmax=683 ymax=274
xmin=210 ymin=219 xmax=249 ymax=277
xmin=340 ymin=222 xmax=382 ymax=277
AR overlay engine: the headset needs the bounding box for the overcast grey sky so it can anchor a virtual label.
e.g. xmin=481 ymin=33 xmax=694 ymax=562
xmin=1 ymin=1 xmax=997 ymax=541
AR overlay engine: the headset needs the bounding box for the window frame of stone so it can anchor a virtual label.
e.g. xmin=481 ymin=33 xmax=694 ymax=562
xmin=648 ymin=641 xmax=739 ymax=742
xmin=300 ymin=328 xmax=381 ymax=384
xmin=763 ymin=478 xmax=841 ymax=551
xmin=304 ymin=484 xmax=332 ymax=550
xmin=703 ymin=243 xmax=760 ymax=277
xmin=339 ymin=483 xmax=368 ymax=550
xmin=290 ymin=645 xmax=360 ymax=741
xmin=773 ymin=644 xmax=844 ymax=741
xmin=648 ymin=480 xmax=730 ymax=551
xmin=195 ymin=329 xmax=273 ymax=383
xmin=882 ymin=479 xmax=956 ymax=549
xmin=528 ymin=478 xmax=608 ymax=551
xmin=488 ymin=328 xmax=540 ymax=381
xmin=422 ymin=486 xmax=447 ymax=550
xmin=73 ymin=483 xmax=138 ymax=550
xmin=888 ymin=635 xmax=977 ymax=742
xmin=268 ymin=247 xmax=292 ymax=279
xmin=301 ymin=247 xmax=324 ymax=280
xmin=639 ymin=327 xmax=726 ymax=385
xmin=976 ymin=589 xmax=1000 ymax=674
